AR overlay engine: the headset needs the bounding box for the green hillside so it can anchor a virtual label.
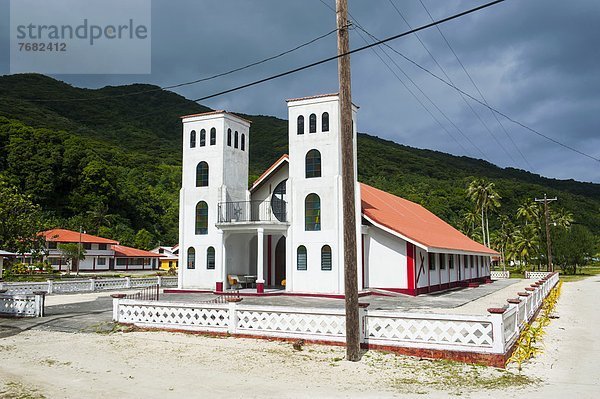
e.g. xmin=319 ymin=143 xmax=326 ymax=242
xmin=0 ymin=73 xmax=598 ymax=249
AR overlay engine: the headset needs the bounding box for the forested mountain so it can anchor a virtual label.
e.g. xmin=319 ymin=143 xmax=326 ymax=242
xmin=0 ymin=73 xmax=598 ymax=248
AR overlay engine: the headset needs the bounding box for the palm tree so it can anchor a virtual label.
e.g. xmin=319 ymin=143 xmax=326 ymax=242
xmin=516 ymin=201 xmax=540 ymax=227
xmin=513 ymin=224 xmax=541 ymax=270
xmin=466 ymin=179 xmax=501 ymax=247
xmin=552 ymin=208 xmax=574 ymax=229
xmin=491 ymin=215 xmax=514 ymax=270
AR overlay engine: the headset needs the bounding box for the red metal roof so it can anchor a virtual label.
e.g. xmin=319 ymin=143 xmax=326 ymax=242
xmin=250 ymin=154 xmax=289 ymax=192
xmin=361 ymin=183 xmax=498 ymax=255
xmin=113 ymin=245 xmax=162 ymax=258
xmin=42 ymin=229 xmax=118 ymax=245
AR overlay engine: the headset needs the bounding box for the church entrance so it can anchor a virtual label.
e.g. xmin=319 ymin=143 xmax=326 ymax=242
xmin=274 ymin=236 xmax=286 ymax=287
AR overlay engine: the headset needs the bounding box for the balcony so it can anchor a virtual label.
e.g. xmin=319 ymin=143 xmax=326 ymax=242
xmin=217 ymin=200 xmax=287 ymax=224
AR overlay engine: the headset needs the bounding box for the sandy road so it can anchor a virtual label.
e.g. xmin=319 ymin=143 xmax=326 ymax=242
xmin=0 ymin=277 xmax=597 ymax=398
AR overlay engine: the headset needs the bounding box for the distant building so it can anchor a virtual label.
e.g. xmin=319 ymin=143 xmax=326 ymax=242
xmin=150 ymin=246 xmax=179 ymax=271
xmin=36 ymin=229 xmax=161 ymax=272
xmin=178 ymin=94 xmax=498 ymax=296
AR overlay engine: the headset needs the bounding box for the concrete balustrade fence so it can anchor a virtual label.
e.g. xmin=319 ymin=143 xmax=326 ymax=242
xmin=112 ymin=272 xmax=560 ymax=367
xmin=490 ymin=271 xmax=510 ymax=280
xmin=0 ymin=292 xmax=45 ymax=317
xmin=524 ymin=271 xmax=552 ymax=279
xmin=0 ymin=276 xmax=177 ymax=295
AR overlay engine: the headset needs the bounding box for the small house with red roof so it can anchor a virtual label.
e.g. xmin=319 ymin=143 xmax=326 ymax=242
xmin=178 ymin=94 xmax=497 ymax=296
xmin=39 ymin=229 xmax=161 ymax=272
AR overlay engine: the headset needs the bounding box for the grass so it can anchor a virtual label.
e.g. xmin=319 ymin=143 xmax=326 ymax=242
xmin=0 ymin=382 xmax=46 ymax=399
xmin=495 ymin=264 xmax=600 ymax=282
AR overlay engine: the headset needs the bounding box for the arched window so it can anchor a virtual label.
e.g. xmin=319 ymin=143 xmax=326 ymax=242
xmin=241 ymin=134 xmax=246 ymax=151
xmin=270 ymin=179 xmax=287 ymax=222
xmin=234 ymin=131 xmax=239 ymax=149
xmin=321 ymin=245 xmax=332 ymax=270
xmin=309 ymin=113 xmax=317 ymax=133
xmin=199 ymin=129 xmax=206 ymax=147
xmin=297 ymin=245 xmax=307 ymax=270
xmin=210 ymin=128 xmax=216 ymax=145
xmin=187 ymin=247 xmax=195 ymax=269
xmin=196 ymin=161 xmax=209 ymax=187
xmin=190 ymin=130 xmax=196 ymax=148
xmin=227 ymin=128 xmax=232 ymax=146
xmin=297 ymin=115 xmax=304 ymax=135
xmin=305 ymin=193 xmax=321 ymax=231
xmin=195 ymin=201 xmax=208 ymax=235
xmin=206 ymin=247 xmax=215 ymax=269
xmin=322 ymin=112 xmax=329 ymax=132
xmin=305 ymin=149 xmax=321 ymax=178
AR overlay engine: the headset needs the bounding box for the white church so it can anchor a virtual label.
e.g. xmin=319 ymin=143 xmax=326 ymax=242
xmin=178 ymin=93 xmax=497 ymax=297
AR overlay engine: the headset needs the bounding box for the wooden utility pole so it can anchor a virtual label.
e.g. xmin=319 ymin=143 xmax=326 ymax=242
xmin=336 ymin=0 xmax=360 ymax=361
xmin=535 ymin=194 xmax=557 ymax=272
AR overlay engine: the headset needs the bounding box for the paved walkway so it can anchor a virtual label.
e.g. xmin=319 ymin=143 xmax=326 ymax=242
xmin=162 ymin=278 xmax=526 ymax=315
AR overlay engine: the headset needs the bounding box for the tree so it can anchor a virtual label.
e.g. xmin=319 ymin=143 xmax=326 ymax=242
xmin=58 ymin=243 xmax=86 ymax=275
xmin=134 ymin=228 xmax=154 ymax=250
xmin=466 ymin=179 xmax=501 ymax=247
xmin=0 ymin=177 xmax=46 ymax=256
xmin=553 ymin=225 xmax=595 ymax=274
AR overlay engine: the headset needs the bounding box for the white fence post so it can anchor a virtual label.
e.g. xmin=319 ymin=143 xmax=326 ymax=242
xmin=125 ymin=277 xmax=131 ymax=289
xmin=33 ymin=291 xmax=45 ymax=317
xmin=111 ymin=294 xmax=125 ymax=321
xmin=228 ymin=301 xmax=238 ymax=334
xmin=359 ymin=303 xmax=369 ymax=343
xmin=487 ymin=308 xmax=506 ymax=354
xmin=46 ymin=280 xmax=53 ymax=294
xmin=157 ymin=276 xmax=162 ymax=287
xmin=89 ymin=279 xmax=96 ymax=292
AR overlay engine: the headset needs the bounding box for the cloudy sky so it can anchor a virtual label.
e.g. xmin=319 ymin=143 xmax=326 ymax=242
xmin=1 ymin=0 xmax=599 ymax=183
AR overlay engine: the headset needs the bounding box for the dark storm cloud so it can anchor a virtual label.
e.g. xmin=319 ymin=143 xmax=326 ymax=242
xmin=0 ymin=0 xmax=598 ymax=182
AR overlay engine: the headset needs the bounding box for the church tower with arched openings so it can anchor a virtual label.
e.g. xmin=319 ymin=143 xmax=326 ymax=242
xmin=285 ymin=94 xmax=362 ymax=293
xmin=179 ymin=111 xmax=251 ymax=289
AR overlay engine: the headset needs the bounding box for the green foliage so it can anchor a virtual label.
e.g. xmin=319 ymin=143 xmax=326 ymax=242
xmin=0 ymin=176 xmax=47 ymax=254
xmin=553 ymin=225 xmax=596 ymax=274
xmin=0 ymin=73 xmax=598 ymax=249
xmin=57 ymin=242 xmax=85 ymax=274
xmin=134 ymin=228 xmax=155 ymax=250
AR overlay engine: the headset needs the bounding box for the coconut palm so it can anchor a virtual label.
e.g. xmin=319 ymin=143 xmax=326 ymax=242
xmin=516 ymin=201 xmax=540 ymax=227
xmin=491 ymin=215 xmax=514 ymax=270
xmin=466 ymin=179 xmax=501 ymax=247
xmin=552 ymin=208 xmax=574 ymax=229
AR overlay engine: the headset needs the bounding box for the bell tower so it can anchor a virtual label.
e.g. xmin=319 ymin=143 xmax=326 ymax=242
xmin=178 ymin=110 xmax=251 ymax=289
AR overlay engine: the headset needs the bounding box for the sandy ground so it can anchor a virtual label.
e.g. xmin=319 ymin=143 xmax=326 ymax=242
xmin=0 ymin=277 xmax=598 ymax=398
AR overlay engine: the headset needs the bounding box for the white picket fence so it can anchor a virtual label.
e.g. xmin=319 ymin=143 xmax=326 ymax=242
xmin=0 ymin=292 xmax=45 ymax=317
xmin=0 ymin=276 xmax=177 ymax=295
xmin=524 ymin=271 xmax=552 ymax=279
xmin=113 ymin=273 xmax=560 ymax=356
xmin=490 ymin=270 xmax=510 ymax=280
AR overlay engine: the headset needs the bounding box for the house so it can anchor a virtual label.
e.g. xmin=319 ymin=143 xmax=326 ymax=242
xmin=178 ymin=94 xmax=498 ymax=296
xmin=39 ymin=229 xmax=161 ymax=272
xmin=150 ymin=246 xmax=179 ymax=271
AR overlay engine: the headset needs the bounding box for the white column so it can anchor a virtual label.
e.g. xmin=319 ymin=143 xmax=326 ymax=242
xmin=220 ymin=232 xmax=227 ymax=291
xmin=256 ymin=228 xmax=264 ymax=293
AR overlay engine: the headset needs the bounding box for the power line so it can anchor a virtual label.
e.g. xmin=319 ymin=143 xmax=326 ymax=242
xmin=417 ymin=0 xmax=534 ymax=171
xmin=351 ymin=25 xmax=600 ymax=164
xmin=387 ymin=0 xmax=518 ymax=166
xmin=353 ymin=27 xmax=489 ymax=160
xmin=319 ymin=0 xmax=476 ymax=159
xmin=8 ymin=28 xmax=340 ymax=102
xmin=353 ymin=26 xmax=474 ymax=157
xmin=188 ymin=0 xmax=507 ymax=103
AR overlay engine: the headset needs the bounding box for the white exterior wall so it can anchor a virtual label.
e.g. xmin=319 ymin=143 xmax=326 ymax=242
xmin=47 ymin=243 xmax=114 ymax=271
xmin=364 ymin=227 xmax=407 ymax=289
xmin=286 ymin=95 xmax=361 ymax=294
xmin=179 ymin=112 xmax=250 ymax=289
xmin=415 ymin=246 xmax=429 ymax=289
